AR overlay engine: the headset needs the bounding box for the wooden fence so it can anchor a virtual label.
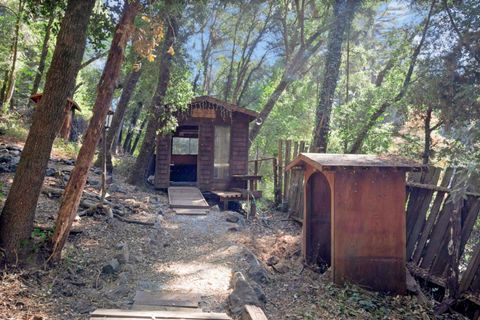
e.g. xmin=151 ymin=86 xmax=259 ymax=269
xmin=282 ymin=163 xmax=480 ymax=314
xmin=405 ymin=167 xmax=480 ymax=315
xmin=270 ymin=139 xmax=309 ymax=219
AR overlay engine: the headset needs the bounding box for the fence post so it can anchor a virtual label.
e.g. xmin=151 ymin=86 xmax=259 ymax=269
xmin=283 ymin=140 xmax=292 ymax=211
xmin=277 ymin=140 xmax=283 ymax=206
xmin=273 ymin=158 xmax=280 ymax=206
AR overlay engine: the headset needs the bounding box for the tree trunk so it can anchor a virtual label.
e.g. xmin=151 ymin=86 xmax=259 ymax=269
xmin=30 ymin=13 xmax=55 ymax=103
xmin=96 ymin=64 xmax=143 ymax=169
xmin=130 ymin=117 xmax=147 ymax=154
xmin=348 ymin=0 xmax=436 ymax=154
xmin=1 ymin=0 xmax=24 ymax=112
xmin=128 ymin=11 xmax=178 ymax=186
xmin=248 ymin=76 xmax=290 ymax=144
xmin=50 ymin=1 xmax=140 ymax=262
xmin=422 ymin=107 xmax=432 ymax=165
xmin=311 ymin=0 xmax=361 ymax=153
xmin=0 ymin=0 xmax=96 ymax=262
xmin=123 ymin=101 xmax=143 ymax=152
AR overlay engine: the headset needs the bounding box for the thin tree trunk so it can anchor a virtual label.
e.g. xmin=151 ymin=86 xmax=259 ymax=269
xmin=123 ymin=101 xmax=143 ymax=152
xmin=422 ymin=107 xmax=432 ymax=165
xmin=96 ymin=64 xmax=143 ymax=169
xmin=128 ymin=9 xmax=178 ymax=186
xmin=348 ymin=0 xmax=436 ymax=154
xmin=0 ymin=0 xmax=96 ymax=262
xmin=1 ymin=0 xmax=24 ymax=112
xmin=130 ymin=117 xmax=146 ymax=154
xmin=50 ymin=1 xmax=140 ymax=262
xmin=30 ymin=13 xmax=55 ymax=102
xmin=311 ymin=0 xmax=361 ymax=153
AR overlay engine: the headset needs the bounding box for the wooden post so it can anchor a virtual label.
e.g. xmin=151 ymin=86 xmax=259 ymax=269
xmin=273 ymin=157 xmax=280 ymax=206
xmin=293 ymin=141 xmax=299 ymax=158
xmin=283 ymin=140 xmax=291 ymax=211
xmin=277 ymin=140 xmax=283 ymax=205
xmin=254 ymin=160 xmax=259 ymax=190
xmin=299 ymin=140 xmax=306 ymax=153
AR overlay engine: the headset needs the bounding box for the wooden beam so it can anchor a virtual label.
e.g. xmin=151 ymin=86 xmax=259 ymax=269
xmin=242 ymin=305 xmax=268 ymax=320
xmin=407 ymin=181 xmax=480 ymax=197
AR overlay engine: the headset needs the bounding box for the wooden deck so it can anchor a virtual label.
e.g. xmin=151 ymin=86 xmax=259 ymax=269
xmin=168 ymin=187 xmax=210 ymax=215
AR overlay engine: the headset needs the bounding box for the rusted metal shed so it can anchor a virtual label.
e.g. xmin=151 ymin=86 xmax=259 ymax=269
xmin=30 ymin=93 xmax=81 ymax=140
xmin=286 ymin=153 xmax=423 ymax=294
xmin=155 ymin=96 xmax=259 ymax=194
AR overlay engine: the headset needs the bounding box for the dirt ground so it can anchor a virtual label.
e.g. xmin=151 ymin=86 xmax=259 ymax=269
xmin=0 ymin=138 xmax=468 ymax=320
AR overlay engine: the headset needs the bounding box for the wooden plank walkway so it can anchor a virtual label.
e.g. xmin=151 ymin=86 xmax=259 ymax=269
xmin=90 ymin=309 xmax=231 ymax=319
xmin=91 ymin=290 xmax=232 ymax=320
xmin=168 ymin=187 xmax=209 ymax=214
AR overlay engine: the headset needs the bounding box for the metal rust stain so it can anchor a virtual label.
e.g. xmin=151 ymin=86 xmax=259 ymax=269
xmin=333 ymin=169 xmax=406 ymax=294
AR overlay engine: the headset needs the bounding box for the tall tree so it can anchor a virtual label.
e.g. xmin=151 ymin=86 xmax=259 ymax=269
xmin=122 ymin=101 xmax=143 ymax=153
xmin=97 ymin=59 xmax=144 ymax=172
xmin=128 ymin=1 xmax=180 ymax=185
xmin=0 ymin=0 xmax=24 ymax=111
xmin=248 ymin=0 xmax=329 ymax=145
xmin=50 ymin=0 xmax=141 ymax=261
xmin=0 ymin=0 xmax=96 ymax=262
xmin=311 ymin=0 xmax=361 ymax=153
xmin=347 ymin=0 xmax=436 ymax=153
xmin=29 ymin=14 xmax=55 ymax=101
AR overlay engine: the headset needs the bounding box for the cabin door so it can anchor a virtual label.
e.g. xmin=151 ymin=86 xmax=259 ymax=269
xmin=305 ymin=172 xmax=332 ymax=269
xmin=170 ymin=126 xmax=199 ymax=185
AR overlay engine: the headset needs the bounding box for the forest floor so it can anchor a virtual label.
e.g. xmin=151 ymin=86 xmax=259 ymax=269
xmin=0 ymin=136 xmax=468 ymax=320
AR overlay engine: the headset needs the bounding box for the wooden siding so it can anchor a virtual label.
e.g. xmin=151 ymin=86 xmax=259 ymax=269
xmin=155 ymin=108 xmax=252 ymax=190
xmin=155 ymin=134 xmax=172 ymax=188
xmin=197 ymin=122 xmax=214 ymax=190
xmin=230 ymin=113 xmax=249 ymax=189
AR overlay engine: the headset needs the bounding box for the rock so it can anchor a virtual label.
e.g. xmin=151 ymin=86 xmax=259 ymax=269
xmin=118 ymin=272 xmax=130 ymax=285
xmin=9 ymin=149 xmax=20 ymax=156
xmin=250 ymin=282 xmax=267 ymax=304
xmin=102 ymin=258 xmax=120 ymax=274
xmin=272 ymin=260 xmax=289 ymax=274
xmin=226 ymin=214 xmax=240 ymax=223
xmin=114 ymin=243 xmax=125 ymax=250
xmin=147 ymin=175 xmax=154 ymax=185
xmin=228 ymin=227 xmax=239 ymax=232
xmin=228 ymin=272 xmax=261 ymax=315
xmin=115 ymin=246 xmax=129 ymax=264
xmin=266 ymin=255 xmax=280 ymax=266
xmin=45 ymin=167 xmax=56 ymax=177
xmin=0 ymin=154 xmax=13 ymax=163
xmin=109 ymin=183 xmax=122 ymax=193
xmin=71 ymin=300 xmax=92 ymax=314
xmin=88 ymin=179 xmax=100 ymax=186
xmin=248 ymin=264 xmax=269 ymax=284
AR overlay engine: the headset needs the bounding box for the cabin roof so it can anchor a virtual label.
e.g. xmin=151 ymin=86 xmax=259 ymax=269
xmin=189 ymin=95 xmax=258 ymax=121
xmin=286 ymin=153 xmax=424 ymax=171
xmin=30 ymin=93 xmax=81 ymax=112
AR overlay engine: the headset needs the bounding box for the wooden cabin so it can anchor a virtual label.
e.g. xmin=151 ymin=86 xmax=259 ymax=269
xmin=155 ymin=96 xmax=260 ymax=196
xmin=286 ymin=153 xmax=423 ymax=294
xmin=30 ymin=93 xmax=81 ymax=140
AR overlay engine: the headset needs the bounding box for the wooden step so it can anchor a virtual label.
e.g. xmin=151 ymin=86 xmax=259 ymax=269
xmin=168 ymin=187 xmax=209 ymax=209
xmin=134 ymin=290 xmax=200 ymax=308
xmin=90 ymin=309 xmax=232 ymax=319
xmin=174 ymin=208 xmax=209 ymax=215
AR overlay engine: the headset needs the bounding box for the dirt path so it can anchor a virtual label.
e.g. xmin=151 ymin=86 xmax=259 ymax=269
xmin=0 ymin=143 xmax=464 ymax=320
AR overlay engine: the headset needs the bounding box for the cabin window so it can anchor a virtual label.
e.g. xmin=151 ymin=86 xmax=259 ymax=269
xmin=172 ymin=137 xmax=198 ymax=155
xmin=214 ymin=126 xmax=230 ymax=179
